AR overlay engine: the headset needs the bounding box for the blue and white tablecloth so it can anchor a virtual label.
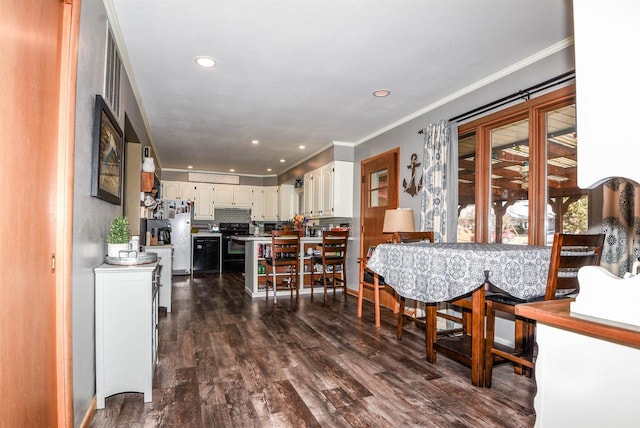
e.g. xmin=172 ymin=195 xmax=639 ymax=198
xmin=366 ymin=242 xmax=552 ymax=302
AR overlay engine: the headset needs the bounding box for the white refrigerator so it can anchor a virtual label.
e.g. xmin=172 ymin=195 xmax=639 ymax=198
xmin=165 ymin=200 xmax=192 ymax=274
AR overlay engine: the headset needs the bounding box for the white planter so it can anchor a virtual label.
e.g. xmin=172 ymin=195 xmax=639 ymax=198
xmin=107 ymin=243 xmax=130 ymax=258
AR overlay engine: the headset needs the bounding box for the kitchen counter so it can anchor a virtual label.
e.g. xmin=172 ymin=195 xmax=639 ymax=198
xmin=233 ymin=235 xmax=337 ymax=242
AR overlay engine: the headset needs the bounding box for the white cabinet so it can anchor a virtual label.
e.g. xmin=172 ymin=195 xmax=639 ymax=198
xmin=303 ymin=161 xmax=353 ymax=218
xmin=193 ymin=183 xmax=215 ymax=220
xmin=162 ymin=181 xmax=195 ymax=200
xmin=143 ymin=246 xmax=173 ymax=312
xmin=303 ymin=172 xmax=314 ymax=218
xmin=262 ymin=186 xmax=279 ymax=221
xmin=251 ymin=186 xmax=279 ymax=221
xmin=94 ymin=261 xmax=160 ymax=409
xmin=250 ymin=188 xmax=263 ymax=221
xmin=214 ymin=184 xmax=253 ymax=208
xmin=278 ymin=184 xmax=296 ymax=221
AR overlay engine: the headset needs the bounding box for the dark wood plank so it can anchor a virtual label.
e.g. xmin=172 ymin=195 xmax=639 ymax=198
xmin=91 ymin=272 xmax=536 ymax=427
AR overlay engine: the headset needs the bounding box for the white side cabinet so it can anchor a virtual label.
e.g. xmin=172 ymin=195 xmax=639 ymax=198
xmin=144 ymin=246 xmax=173 ymax=312
xmin=94 ymin=261 xmax=160 ymax=409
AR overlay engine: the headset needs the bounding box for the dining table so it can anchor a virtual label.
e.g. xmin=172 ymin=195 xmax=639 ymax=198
xmin=366 ymin=241 xmax=552 ymax=386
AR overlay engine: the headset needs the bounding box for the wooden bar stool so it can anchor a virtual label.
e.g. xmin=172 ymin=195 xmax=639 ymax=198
xmin=265 ymin=230 xmax=301 ymax=303
xmin=310 ymin=230 xmax=349 ymax=302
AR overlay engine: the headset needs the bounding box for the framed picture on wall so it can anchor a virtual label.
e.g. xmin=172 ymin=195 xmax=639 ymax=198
xmin=91 ymin=94 xmax=124 ymax=205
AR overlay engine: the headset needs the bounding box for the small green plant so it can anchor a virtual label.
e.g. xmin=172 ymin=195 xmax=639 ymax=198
xmin=107 ymin=215 xmax=130 ymax=244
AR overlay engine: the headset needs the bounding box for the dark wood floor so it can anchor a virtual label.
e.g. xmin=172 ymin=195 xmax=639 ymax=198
xmin=90 ymin=273 xmax=536 ymax=427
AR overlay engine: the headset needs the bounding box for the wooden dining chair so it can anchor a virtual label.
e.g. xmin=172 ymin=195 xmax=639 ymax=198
xmin=310 ymin=230 xmax=349 ymax=302
xmin=357 ymin=251 xmax=389 ymax=328
xmin=484 ymin=233 xmax=605 ymax=387
xmin=265 ymin=230 xmax=301 ymax=303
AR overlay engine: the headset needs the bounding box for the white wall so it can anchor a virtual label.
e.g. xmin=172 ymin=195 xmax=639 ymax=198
xmin=71 ymin=1 xmax=151 ymax=424
xmin=346 ymin=46 xmax=576 ymax=292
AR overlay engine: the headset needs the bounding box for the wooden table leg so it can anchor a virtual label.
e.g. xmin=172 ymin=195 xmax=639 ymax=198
xmin=425 ymin=303 xmax=437 ymax=363
xmin=471 ymin=285 xmax=485 ymax=387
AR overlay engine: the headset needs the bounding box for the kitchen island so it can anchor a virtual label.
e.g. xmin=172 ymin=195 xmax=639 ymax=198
xmin=235 ymin=235 xmax=344 ymax=298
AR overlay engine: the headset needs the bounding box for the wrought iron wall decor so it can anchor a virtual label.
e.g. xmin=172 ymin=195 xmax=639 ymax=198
xmin=403 ymin=153 xmax=423 ymax=197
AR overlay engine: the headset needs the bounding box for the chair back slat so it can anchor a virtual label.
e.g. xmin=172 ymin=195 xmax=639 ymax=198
xmin=321 ymin=230 xmax=349 ymax=264
xmin=396 ymin=231 xmax=434 ymax=244
xmin=545 ymin=233 xmax=605 ymax=300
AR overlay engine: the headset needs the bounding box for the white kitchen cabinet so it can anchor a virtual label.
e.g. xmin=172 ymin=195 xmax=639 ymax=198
xmin=193 ymin=183 xmax=215 ymax=220
xmin=250 ymin=187 xmax=263 ymax=221
xmin=312 ymin=167 xmax=324 ymax=217
xmin=261 ymin=186 xmax=279 ymax=221
xmin=162 ymin=181 xmax=196 ymax=201
xmin=214 ymin=184 xmax=252 ymax=208
xmin=94 ymin=261 xmax=160 ymax=409
xmin=251 ymin=186 xmax=279 ymax=221
xmin=278 ymin=184 xmax=295 ymax=221
xmin=143 ymin=246 xmax=173 ymax=312
xmin=302 ymin=161 xmax=353 ymax=218
xmin=303 ymin=172 xmax=314 ymax=218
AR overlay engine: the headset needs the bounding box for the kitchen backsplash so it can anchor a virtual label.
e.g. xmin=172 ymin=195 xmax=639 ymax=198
xmin=192 ymin=208 xmax=251 ymax=229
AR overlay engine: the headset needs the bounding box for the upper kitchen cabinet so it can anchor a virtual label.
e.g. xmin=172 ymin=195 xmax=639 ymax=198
xmin=162 ymin=181 xmax=196 ymax=201
xmin=278 ymin=184 xmax=296 ymax=222
xmin=262 ymin=186 xmax=279 ymax=221
xmin=214 ymin=184 xmax=252 ymax=208
xmin=303 ymin=161 xmax=353 ymax=218
xmin=193 ymin=183 xmax=215 ymax=220
xmin=251 ymin=186 xmax=278 ymax=221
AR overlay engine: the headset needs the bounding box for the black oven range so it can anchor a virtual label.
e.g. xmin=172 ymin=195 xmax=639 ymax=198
xmin=220 ymin=223 xmax=249 ymax=273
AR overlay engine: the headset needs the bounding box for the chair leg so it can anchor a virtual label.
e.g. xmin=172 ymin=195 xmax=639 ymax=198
xmin=373 ymin=282 xmax=380 ymax=328
xmin=514 ymin=317 xmax=526 ymax=375
xmin=397 ymin=296 xmax=406 ymax=340
xmin=484 ymin=301 xmax=496 ymax=388
xmin=272 ymin=269 xmax=277 ymax=304
xmin=310 ymin=266 xmax=315 ymax=301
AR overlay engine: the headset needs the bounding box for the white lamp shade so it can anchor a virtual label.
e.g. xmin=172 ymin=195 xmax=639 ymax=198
xmin=383 ymin=209 xmax=415 ymax=233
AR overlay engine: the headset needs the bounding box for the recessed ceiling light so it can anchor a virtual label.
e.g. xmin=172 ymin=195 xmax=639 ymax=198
xmin=187 ymin=165 xmax=193 ymax=169
xmin=195 ymin=56 xmax=216 ymax=68
xmin=373 ymin=89 xmax=391 ymax=97
xmin=252 ymin=140 xmax=259 ymax=145
xmin=299 ymin=145 xmax=305 ymax=150
xmin=267 ymin=168 xmax=272 ymax=172
xmin=230 ymin=168 xmax=235 ymax=172
xmin=280 ymin=159 xmax=285 ymax=163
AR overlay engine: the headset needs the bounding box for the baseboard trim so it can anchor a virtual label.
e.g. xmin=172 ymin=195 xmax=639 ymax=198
xmin=79 ymin=397 xmax=96 ymax=428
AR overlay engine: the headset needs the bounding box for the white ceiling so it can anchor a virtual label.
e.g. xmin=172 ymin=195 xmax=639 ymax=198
xmin=107 ymin=0 xmax=573 ymax=177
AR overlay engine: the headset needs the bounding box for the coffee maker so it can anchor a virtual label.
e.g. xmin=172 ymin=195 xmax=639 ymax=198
xmin=158 ymin=227 xmax=171 ymax=245
xmin=145 ymin=219 xmax=171 ymax=245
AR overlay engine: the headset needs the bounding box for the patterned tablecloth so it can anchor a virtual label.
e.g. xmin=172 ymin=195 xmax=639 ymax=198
xmin=366 ymin=242 xmax=552 ymax=302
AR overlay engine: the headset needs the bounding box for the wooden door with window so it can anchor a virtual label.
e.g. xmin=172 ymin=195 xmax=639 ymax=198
xmin=360 ymin=148 xmax=399 ymax=310
xmin=0 ymin=1 xmax=79 ymax=425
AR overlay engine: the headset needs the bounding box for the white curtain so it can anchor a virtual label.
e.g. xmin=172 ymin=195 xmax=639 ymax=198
xmin=420 ymin=120 xmax=458 ymax=243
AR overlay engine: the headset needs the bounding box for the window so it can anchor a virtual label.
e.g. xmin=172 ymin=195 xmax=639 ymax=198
xmin=457 ymin=85 xmax=587 ymax=245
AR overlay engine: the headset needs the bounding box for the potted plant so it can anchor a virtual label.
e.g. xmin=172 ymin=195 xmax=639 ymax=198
xmin=107 ymin=215 xmax=130 ymax=258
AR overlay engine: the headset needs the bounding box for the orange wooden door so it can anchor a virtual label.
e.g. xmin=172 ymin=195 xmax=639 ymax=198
xmin=0 ymin=0 xmax=79 ymax=425
xmin=360 ymin=148 xmax=399 ymax=310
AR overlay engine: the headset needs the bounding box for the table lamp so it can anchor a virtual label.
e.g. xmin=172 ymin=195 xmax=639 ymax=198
xmin=382 ymin=208 xmax=415 ymax=243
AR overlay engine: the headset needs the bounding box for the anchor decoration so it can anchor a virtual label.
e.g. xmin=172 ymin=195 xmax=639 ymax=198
xmin=402 ymin=153 xmax=423 ymax=197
